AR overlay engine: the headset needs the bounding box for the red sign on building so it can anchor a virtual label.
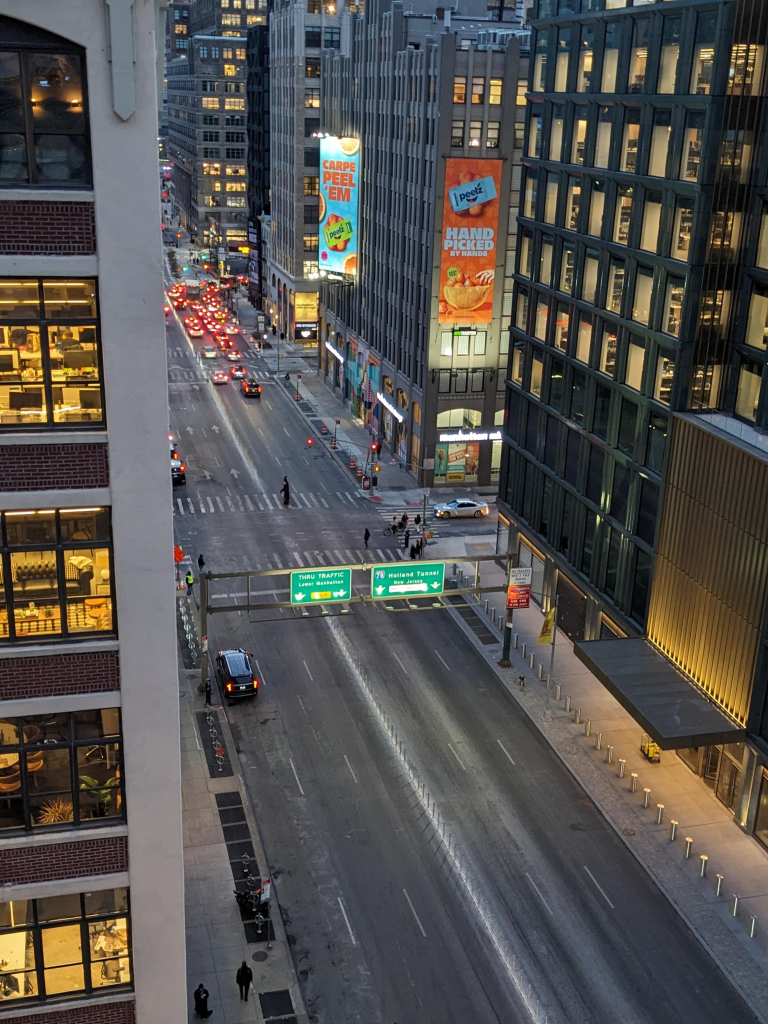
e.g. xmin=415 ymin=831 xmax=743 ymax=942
xmin=507 ymin=584 xmax=531 ymax=609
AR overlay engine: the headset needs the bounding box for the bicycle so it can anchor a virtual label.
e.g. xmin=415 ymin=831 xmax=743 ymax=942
xmin=384 ymin=524 xmax=401 ymax=536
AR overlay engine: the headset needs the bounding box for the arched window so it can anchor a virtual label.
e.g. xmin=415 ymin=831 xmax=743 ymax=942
xmin=436 ymin=408 xmax=482 ymax=429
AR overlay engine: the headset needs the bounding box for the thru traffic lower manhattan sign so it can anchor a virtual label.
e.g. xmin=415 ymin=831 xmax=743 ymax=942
xmin=290 ymin=568 xmax=352 ymax=605
xmin=371 ymin=562 xmax=445 ymax=598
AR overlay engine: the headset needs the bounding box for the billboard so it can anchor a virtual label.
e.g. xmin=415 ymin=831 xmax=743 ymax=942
xmin=319 ymin=136 xmax=360 ymax=276
xmin=438 ymin=158 xmax=503 ymax=324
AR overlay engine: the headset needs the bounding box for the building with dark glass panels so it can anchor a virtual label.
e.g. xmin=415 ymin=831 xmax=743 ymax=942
xmin=498 ymin=0 xmax=768 ymax=844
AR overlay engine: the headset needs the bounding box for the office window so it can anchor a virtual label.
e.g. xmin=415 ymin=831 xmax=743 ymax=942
xmin=535 ymin=299 xmax=549 ymax=341
xmin=0 ymin=709 xmax=123 ymax=832
xmin=202 ymin=116 xmax=219 ymax=126
xmin=659 ymin=277 xmax=684 ymax=339
xmin=648 ymin=110 xmax=671 ymax=178
xmin=632 ymin=266 xmax=653 ymax=325
xmin=604 ymin=528 xmax=621 ymax=599
xmin=0 ymin=507 xmax=113 ymax=644
xmin=613 ymin=188 xmax=632 ymax=245
xmin=577 ymin=27 xmax=594 ymax=92
xmin=672 ymin=199 xmax=693 ymax=261
xmin=571 ymin=111 xmax=587 ymax=165
xmin=746 ymin=287 xmax=768 ymax=350
xmin=617 ymin=399 xmax=637 ymax=458
xmin=728 ymin=44 xmax=765 ymax=96
xmin=549 ymin=105 xmax=564 ymax=160
xmin=469 ymin=121 xmax=482 ymax=147
xmin=224 ymin=164 xmax=245 ymax=176
xmin=515 ymin=290 xmax=529 ymax=331
xmin=223 ymin=64 xmax=236 ymax=77
xmin=223 ymin=82 xmax=244 ymax=94
xmin=202 ymin=97 xmax=219 ymax=109
xmin=586 ymin=444 xmax=603 ymax=504
xmin=690 ymin=13 xmax=717 ymax=95
xmin=224 ymin=97 xmax=245 ymax=110
xmin=576 ymin=316 xmax=592 ymax=363
xmin=544 ymin=173 xmax=558 ymax=224
xmin=735 ymin=359 xmax=762 ymax=421
xmin=560 ymin=246 xmax=575 ymax=294
xmin=570 ymin=370 xmax=586 ymax=424
xmin=640 ymin=193 xmax=662 ymax=253
xmin=200 ymin=80 xmax=217 ymax=93
xmin=202 ymin=147 xmax=219 ymax=159
xmin=625 ymin=336 xmax=645 ymax=391
xmin=226 ymin=196 xmax=246 ymax=207
xmin=620 ymin=110 xmax=640 ymax=173
xmin=566 ymin=177 xmax=581 ymax=231
xmin=550 ymin=358 xmax=565 ymax=412
xmin=531 ymin=350 xmax=544 ymax=397
xmin=224 ymin=181 xmax=245 ymax=193
xmin=0 ymin=888 xmax=131 ymax=1002
xmin=646 ymin=412 xmax=667 ymax=473
xmin=594 ymin=106 xmax=612 ymax=169
xmin=474 ymin=333 xmax=487 ymax=356
xmin=636 ymin=479 xmax=659 ymax=546
xmin=324 ymin=27 xmax=340 ymax=48
xmin=654 ymin=350 xmax=675 ymax=405
xmin=528 ymin=116 xmax=542 ymax=158
xmin=593 ymin=384 xmax=611 ymax=439
xmin=554 ymin=305 xmax=569 ymax=351
xmin=303 ymin=176 xmax=319 ymax=196
xmin=709 ymin=210 xmax=742 ymax=262
xmin=582 ymin=250 xmax=599 ymax=304
xmin=489 ymin=78 xmax=503 ymax=104
xmin=511 ymin=339 xmax=525 ymax=383
xmin=305 ymin=27 xmax=322 ymax=47
xmin=757 ymin=209 xmax=768 ymax=270
xmin=588 ymin=181 xmax=605 ymax=237
xmin=601 ymin=23 xmax=620 ymax=93
xmin=305 ymin=88 xmax=320 ymax=109
xmin=471 ymin=77 xmax=485 ymax=104
xmin=581 ymin=510 xmax=597 ymax=576
xmin=658 ymin=18 xmax=680 ymax=93
xmin=487 ymin=122 xmax=500 ymax=149
xmin=307 ymin=0 xmax=320 ymax=10
xmin=202 ymin=131 xmax=219 ymax=142
xmin=533 ymin=33 xmax=548 ymax=92
xmin=440 ymin=332 xmax=453 ymax=357
xmin=611 ymin=462 xmax=630 ymax=523
xmin=451 ymin=120 xmax=464 ymax=147
xmin=453 ymin=76 xmax=467 ymax=103
xmin=718 ymin=128 xmax=753 ymax=184
xmin=539 ymin=239 xmax=554 ymax=285
xmin=631 ymin=549 xmax=651 ymax=623
xmin=0 ymin=278 xmax=102 ymax=429
xmin=303 ymin=234 xmax=318 ymax=251
xmin=306 ymin=57 xmax=321 ymax=78
xmin=202 ymin=162 xmax=221 ymax=176
xmin=523 ymin=171 xmax=537 ymax=218
xmin=628 ymin=20 xmax=649 ymax=93
xmin=599 ymin=325 xmax=617 ymax=377
xmin=606 ymin=259 xmax=624 ymax=314
xmin=554 ymin=29 xmax=571 ymax=92
xmin=520 ymin=232 xmax=532 ymax=277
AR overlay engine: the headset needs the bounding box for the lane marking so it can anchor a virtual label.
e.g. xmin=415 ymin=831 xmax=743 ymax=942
xmin=309 ymin=493 xmax=320 ymax=507
xmin=392 ymin=651 xmax=407 ymax=673
xmin=303 ymin=660 xmax=313 ymax=681
xmin=402 ymin=888 xmax=427 ymax=938
xmin=264 ymin=398 xmax=273 ymax=410
xmin=337 ymin=897 xmax=356 ymax=946
xmin=289 ymin=758 xmax=305 ymax=796
xmin=244 ymin=495 xmax=254 ymax=511
xmin=293 ymin=551 xmax=304 ymax=567
xmin=435 ymin=650 xmax=450 ymax=672
xmin=343 ymin=754 xmax=358 ymax=784
xmin=447 ymin=742 xmax=467 ymax=771
xmin=525 ymin=872 xmax=553 ymax=916
xmin=283 ymin=427 xmax=290 ymax=436
xmin=262 ymin=494 xmax=272 ymax=510
xmin=497 ymin=740 xmax=516 ymax=765
xmin=216 ymin=496 xmax=225 ymax=512
xmin=274 ymin=456 xmax=281 ymax=465
xmin=176 ymin=498 xmax=184 ymax=514
xmin=207 ymin=497 xmax=214 ymax=513
xmin=257 ymin=427 xmax=265 ymax=437
xmin=584 ymin=866 xmax=615 ymax=909
xmin=272 ymin=493 xmax=281 ymax=508
xmin=300 ymin=493 xmax=312 ymax=508
xmin=345 ymin=491 xmax=356 ymax=504
xmin=297 ymin=696 xmax=306 ymax=710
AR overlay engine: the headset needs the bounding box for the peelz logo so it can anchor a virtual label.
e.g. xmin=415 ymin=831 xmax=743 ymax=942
xmin=324 ymin=218 xmax=353 ymax=248
xmin=448 ymin=175 xmax=498 ymax=214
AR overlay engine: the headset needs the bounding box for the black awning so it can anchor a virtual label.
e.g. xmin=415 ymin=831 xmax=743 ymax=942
xmin=573 ymin=637 xmax=745 ymax=749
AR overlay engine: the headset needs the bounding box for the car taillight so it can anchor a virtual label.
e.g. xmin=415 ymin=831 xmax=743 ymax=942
xmin=252 ymin=678 xmax=258 ymax=689
xmin=180 ymin=465 xmax=186 ymax=472
xmin=226 ymin=682 xmax=234 ymax=692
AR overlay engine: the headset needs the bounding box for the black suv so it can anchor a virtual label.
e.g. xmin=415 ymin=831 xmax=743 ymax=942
xmin=240 ymin=378 xmax=262 ymax=398
xmin=216 ymin=648 xmax=259 ymax=701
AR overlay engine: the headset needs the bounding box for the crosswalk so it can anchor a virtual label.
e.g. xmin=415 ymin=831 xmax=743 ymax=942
xmin=208 ymin=545 xmax=410 ymax=584
xmin=376 ymin=503 xmax=432 ymax=524
xmin=174 ymin=488 xmax=366 ymax=516
xmin=168 ymin=367 xmax=272 ymax=383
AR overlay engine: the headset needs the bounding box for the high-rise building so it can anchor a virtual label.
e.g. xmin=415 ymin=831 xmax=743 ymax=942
xmin=266 ymin=0 xmax=346 ymax=344
xmin=498 ymin=0 xmax=768 ymax=842
xmin=246 ymin=23 xmax=271 ymax=307
xmin=0 ymin=5 xmax=185 ymax=1023
xmin=318 ymin=0 xmax=526 ymax=486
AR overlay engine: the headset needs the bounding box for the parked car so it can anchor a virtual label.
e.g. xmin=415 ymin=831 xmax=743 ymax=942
xmin=433 ymin=499 xmax=490 ymax=519
xmin=171 ymin=457 xmax=186 ymax=485
xmin=216 ymin=648 xmax=259 ymax=701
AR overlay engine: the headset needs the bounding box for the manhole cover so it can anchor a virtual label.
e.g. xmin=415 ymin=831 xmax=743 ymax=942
xmin=252 ymin=951 xmax=268 ymax=962
xmin=622 ymin=828 xmax=636 ymax=836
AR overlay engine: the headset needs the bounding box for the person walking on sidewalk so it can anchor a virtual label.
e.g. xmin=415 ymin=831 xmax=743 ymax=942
xmin=364 ymin=528 xmax=370 ymax=548
xmin=185 ymin=570 xmax=194 ymax=597
xmin=403 ymin=529 xmax=410 ymax=551
xmin=193 ymin=983 xmax=212 ymax=1018
xmin=236 ymin=961 xmax=253 ymax=1001
xmin=410 ymin=544 xmax=417 ymax=560
xmin=415 ymin=514 xmax=422 ymax=533
xmin=281 ymin=477 xmax=290 ymax=506
xmin=197 ymin=553 xmax=205 ymax=572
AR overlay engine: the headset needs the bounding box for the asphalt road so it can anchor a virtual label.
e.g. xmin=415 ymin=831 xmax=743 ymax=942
xmin=166 ymin=301 xmax=758 ymax=1024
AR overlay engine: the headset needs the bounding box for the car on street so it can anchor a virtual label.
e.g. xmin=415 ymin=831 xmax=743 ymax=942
xmin=202 ymin=345 xmax=217 ymax=359
xmin=186 ymin=321 xmax=204 ymax=337
xmin=215 ymin=332 xmax=232 ymax=347
xmin=230 ymin=364 xmax=247 ymax=379
xmin=224 ymin=322 xmax=240 ymax=335
xmin=171 ymin=457 xmax=186 ymax=485
xmin=240 ymin=378 xmax=262 ymax=398
xmin=164 ymin=304 xmax=170 ymax=317
xmin=215 ymin=648 xmax=259 ymax=702
xmin=171 ymin=297 xmax=186 ymax=309
xmin=211 ymin=370 xmax=229 ymax=384
xmin=433 ymin=498 xmax=490 ymax=518
xmin=226 ymin=349 xmax=241 ymax=362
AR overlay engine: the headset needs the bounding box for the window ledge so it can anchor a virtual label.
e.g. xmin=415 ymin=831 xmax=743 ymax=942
xmin=0 ymin=430 xmax=107 ymax=446
xmin=0 ymin=991 xmax=134 ymax=1020
xmin=0 ymin=823 xmax=127 ymax=852
xmin=0 ymin=638 xmax=118 ymax=659
xmin=0 ymin=189 xmax=94 ymax=203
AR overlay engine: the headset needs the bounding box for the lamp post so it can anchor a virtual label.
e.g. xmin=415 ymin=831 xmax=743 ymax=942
xmin=498 ymin=552 xmax=516 ymax=668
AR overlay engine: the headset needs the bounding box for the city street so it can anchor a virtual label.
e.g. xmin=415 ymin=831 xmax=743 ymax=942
xmin=167 ymin=305 xmax=758 ymax=1024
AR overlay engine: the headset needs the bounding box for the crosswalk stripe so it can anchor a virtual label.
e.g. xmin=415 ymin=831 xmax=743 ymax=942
xmin=177 ymin=498 xmax=184 ymax=515
xmin=345 ymin=492 xmax=357 ymax=504
xmin=226 ymin=496 xmax=236 ymax=512
xmin=261 ymin=494 xmax=271 ymax=510
xmin=199 ymin=498 xmax=206 ymax=513
xmin=216 ymin=496 xmax=225 ymax=512
xmin=308 ymin=493 xmax=320 ymax=508
xmin=207 ymin=497 xmax=214 ymax=513
xmin=333 ymin=549 xmax=344 ymax=563
xmin=272 ymin=493 xmax=281 ymax=508
xmin=303 ymin=551 xmax=314 ymax=565
xmin=319 ymin=496 xmax=329 ymax=508
xmin=300 ymin=493 xmax=312 ymax=508
xmin=244 ymin=495 xmax=254 ymax=511
xmin=314 ymin=551 xmax=326 ymax=563
xmin=344 ymin=549 xmax=355 ymax=563
xmin=376 ymin=548 xmax=386 ymax=560
xmin=273 ymin=553 xmax=283 ymax=568
xmin=293 ymin=551 xmax=303 ymax=567
xmin=335 ymin=492 xmax=345 ymax=504
xmin=262 ymin=555 xmax=271 ymax=570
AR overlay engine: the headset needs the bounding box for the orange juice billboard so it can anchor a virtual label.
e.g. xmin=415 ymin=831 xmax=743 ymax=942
xmin=438 ymin=159 xmax=503 ymax=325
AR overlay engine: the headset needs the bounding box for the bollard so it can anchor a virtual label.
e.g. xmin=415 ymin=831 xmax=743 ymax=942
xmin=629 ymin=772 xmax=638 ymax=793
xmin=670 ymin=820 xmax=678 ymax=841
xmin=537 ymin=663 xmax=544 ymax=679
xmin=618 ymin=758 xmax=625 ymax=778
xmin=685 ymin=837 xmax=693 ymax=859
xmin=491 ymin=608 xmax=496 ymax=623
xmin=656 ymin=803 xmax=664 ymax=824
xmin=750 ymin=915 xmax=757 ymax=939
xmin=564 ymin=695 xmax=571 ymax=713
xmin=643 ymin=787 xmax=651 ymax=809
xmin=716 ymin=873 xmax=724 ymax=897
xmin=595 ymin=732 xmax=602 ymax=751
xmin=574 ymin=707 xmax=582 ymax=725
xmin=732 ymin=894 xmax=739 ymax=917
xmin=700 ymin=854 xmax=708 ymax=877
xmin=521 ymin=642 xmax=527 ymax=659
xmin=585 ymin=719 xmax=591 ymax=737
xmin=528 ymin=653 xmax=535 ymax=669
xmin=555 ymin=684 xmax=561 ymax=701
xmin=606 ymin=745 xmax=613 ymax=764
xmin=484 ymin=599 xmax=489 ymax=615
xmin=513 ymin=633 xmax=519 ymax=649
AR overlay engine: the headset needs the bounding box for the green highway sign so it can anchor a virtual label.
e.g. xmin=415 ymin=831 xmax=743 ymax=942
xmin=370 ymin=561 xmax=445 ymax=599
xmin=290 ymin=568 xmax=352 ymax=605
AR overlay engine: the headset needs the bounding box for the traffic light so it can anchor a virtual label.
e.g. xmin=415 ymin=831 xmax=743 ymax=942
xmin=307 ymin=437 xmax=314 ymax=448
xmin=373 ymin=464 xmax=380 ymax=474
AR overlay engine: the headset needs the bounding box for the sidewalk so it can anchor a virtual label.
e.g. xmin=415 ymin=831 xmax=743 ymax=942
xmin=178 ymin=604 xmax=308 ymax=1024
xmin=433 ymin=537 xmax=768 ymax=1022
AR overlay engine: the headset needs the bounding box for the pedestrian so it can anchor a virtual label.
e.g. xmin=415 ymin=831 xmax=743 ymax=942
xmin=400 ymin=513 xmax=408 ymax=531
xmin=185 ymin=569 xmax=194 ymax=596
xmin=420 ymin=536 xmax=427 ymax=557
xmin=197 ymin=553 xmax=205 ymax=572
xmin=391 ymin=516 xmax=399 ymax=535
xmin=415 ymin=514 xmax=422 ymax=533
xmin=236 ymin=961 xmax=253 ymax=1001
xmin=403 ymin=529 xmax=410 ymax=551
xmin=193 ymin=983 xmax=212 ymax=1018
xmin=364 ymin=528 xmax=370 ymax=548
xmin=410 ymin=545 xmax=416 ymax=560
xmin=280 ymin=476 xmax=290 ymax=506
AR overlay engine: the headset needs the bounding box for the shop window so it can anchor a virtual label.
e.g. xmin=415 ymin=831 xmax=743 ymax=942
xmin=640 ymin=194 xmax=662 ymax=253
xmin=728 ymin=44 xmax=765 ymax=96
xmin=531 ymin=350 xmax=544 ymax=397
xmin=648 ymin=111 xmax=671 ymax=178
xmin=613 ymin=188 xmax=632 ymax=246
xmin=646 ymin=412 xmax=667 ymax=474
xmin=680 ymin=112 xmax=704 ymax=182
xmin=631 ymin=266 xmax=653 ymax=326
xmin=453 ymin=76 xmax=467 ymax=103
xmin=528 ymin=116 xmax=542 ymax=158
xmin=544 ymin=174 xmax=558 ymax=224
xmin=0 ymin=279 xmax=103 ymax=430
xmin=588 ymin=181 xmax=605 ymax=238
xmin=601 ymin=23 xmax=620 ymax=93
xmin=533 ymin=32 xmax=548 ymax=92
xmin=577 ymin=27 xmax=594 ymax=92
xmin=599 ymin=326 xmax=617 ymax=377
xmin=690 ymin=13 xmax=717 ymax=95
xmin=628 ymin=20 xmax=649 ymax=93
xmin=571 ymin=112 xmax=587 ymax=165
xmin=575 ymin=317 xmax=591 ymax=363
xmin=554 ymin=30 xmax=571 ymax=92
xmin=554 ymin=305 xmax=569 ymax=351
xmin=606 ymin=259 xmax=624 ymax=314
xmin=594 ymin=107 xmax=612 ymax=169
xmin=631 ymin=548 xmax=651 ymax=623
xmin=566 ymin=177 xmax=581 ymax=231
xmin=560 ymin=246 xmax=575 ymax=294
xmin=549 ymin=105 xmax=564 ymax=160
xmin=570 ymin=370 xmax=586 ymax=424
xmin=451 ymin=120 xmax=464 ymax=147
xmin=550 ymin=357 xmax=565 ymax=411
xmin=735 ymin=359 xmax=762 ymax=422
xmin=746 ymin=287 xmax=768 ymax=351
xmin=625 ymin=336 xmax=645 ymax=391
xmin=0 ymin=888 xmax=131 ymax=1003
xmin=657 ymin=18 xmax=680 ymax=93
xmin=620 ymin=110 xmax=640 ymax=173
xmin=617 ymin=398 xmax=637 ymax=458
xmin=468 ymin=121 xmax=482 ymax=148
xmin=0 ymin=710 xmax=123 ymax=833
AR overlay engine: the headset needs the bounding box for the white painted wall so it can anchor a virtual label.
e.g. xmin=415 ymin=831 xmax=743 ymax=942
xmin=0 ymin=2 xmax=186 ymax=1021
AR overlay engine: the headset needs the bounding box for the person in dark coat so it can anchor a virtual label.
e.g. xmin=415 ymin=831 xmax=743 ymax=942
xmin=281 ymin=476 xmax=290 ymax=506
xmin=194 ymin=983 xmax=212 ymax=1018
xmin=236 ymin=961 xmax=253 ymax=1000
xmin=410 ymin=545 xmax=417 ymax=560
xmin=198 ymin=553 xmax=205 ymax=572
xmin=364 ymin=528 xmax=370 ymax=548
xmin=403 ymin=529 xmax=410 ymax=551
